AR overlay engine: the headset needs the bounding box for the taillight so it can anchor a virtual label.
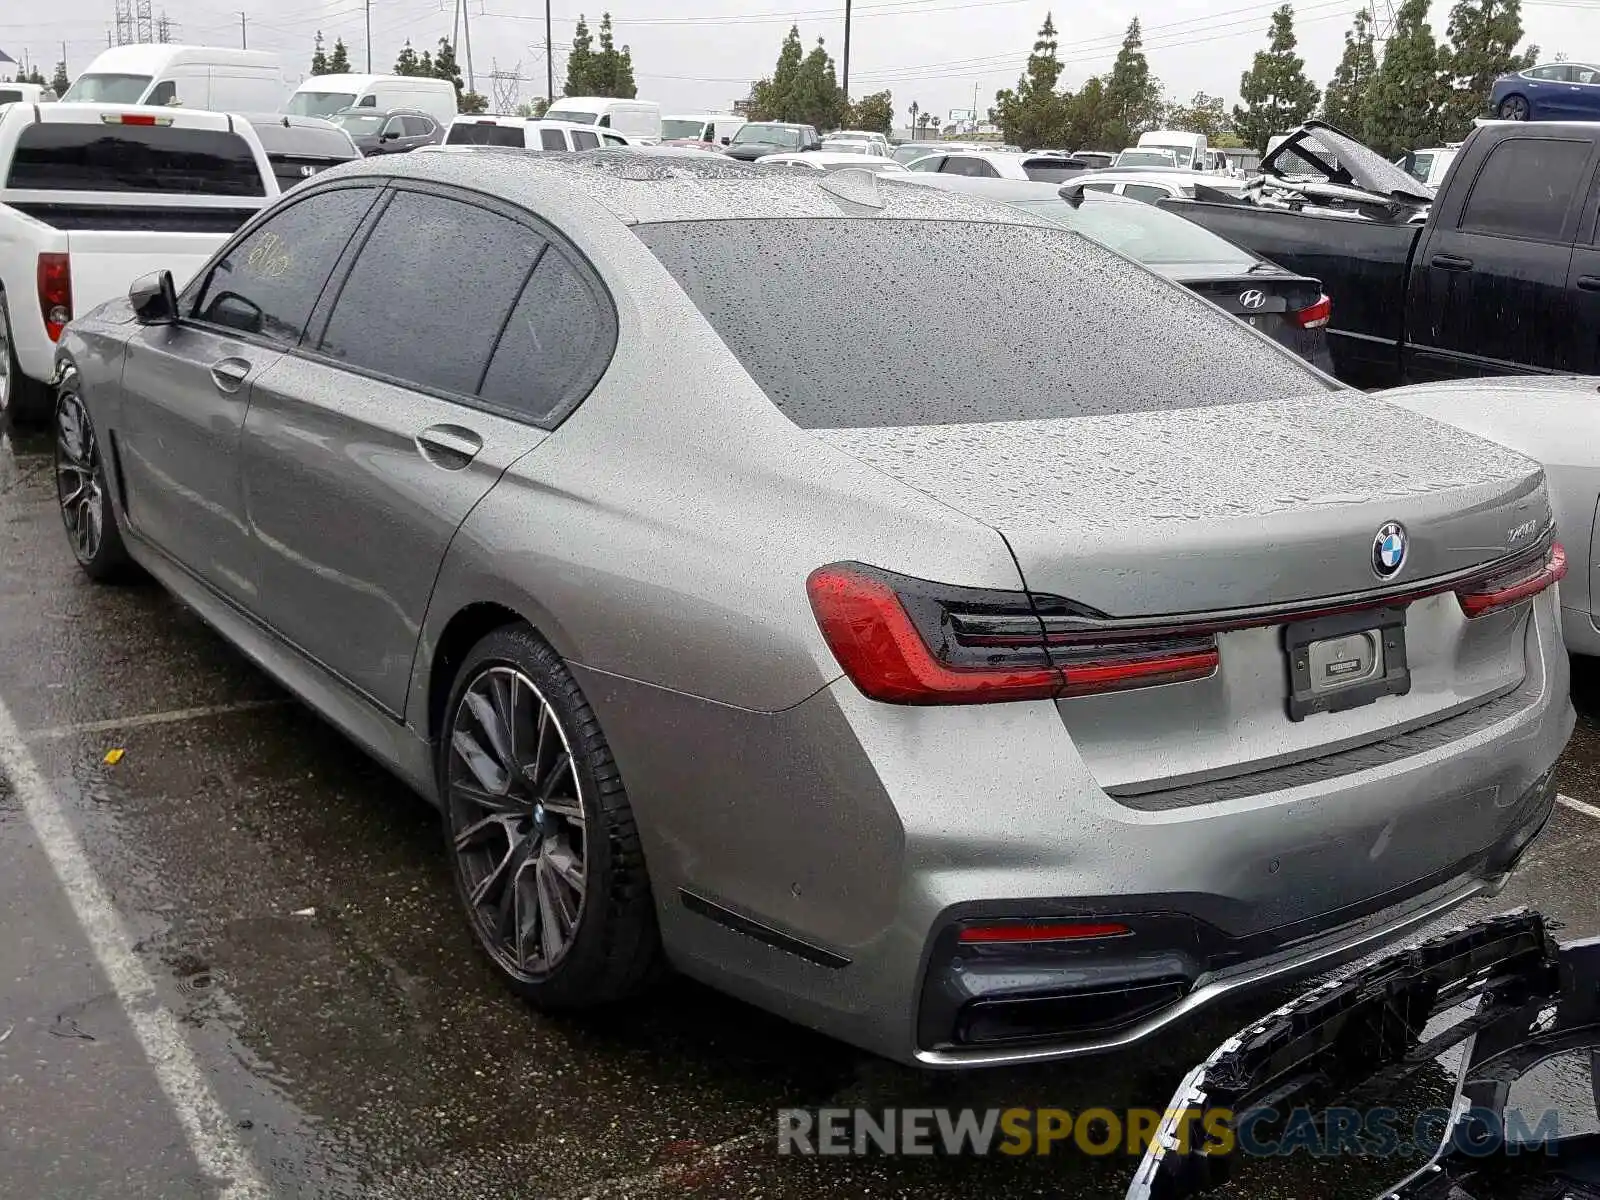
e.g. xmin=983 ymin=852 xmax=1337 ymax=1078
xmin=99 ymin=112 xmax=172 ymax=126
xmin=1457 ymin=540 xmax=1566 ymax=618
xmin=805 ymin=563 xmax=1219 ymax=705
xmin=957 ymin=920 xmax=1130 ymax=944
xmin=37 ymin=252 xmax=72 ymax=341
xmin=1292 ymin=293 xmax=1331 ymax=329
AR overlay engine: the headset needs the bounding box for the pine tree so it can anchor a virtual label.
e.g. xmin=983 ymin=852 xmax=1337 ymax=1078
xmin=1323 ymin=8 xmax=1378 ymax=137
xmin=747 ymin=26 xmax=805 ymax=121
xmin=588 ymin=13 xmax=637 ymax=99
xmin=393 ymin=40 xmax=420 ymax=77
xmin=564 ymin=15 xmax=595 ymax=96
xmin=1366 ymin=0 xmax=1441 ymax=155
xmin=1064 ymin=76 xmax=1111 ymax=150
xmin=328 ymin=38 xmax=352 ymax=75
xmin=23 ymin=67 xmax=46 ymax=86
xmin=419 ymin=50 xmax=435 ymax=77
xmin=1440 ymin=0 xmax=1528 ymax=136
xmin=793 ymin=37 xmax=847 ymax=130
xmin=1103 ymin=19 xmax=1164 ymax=148
xmin=50 ymin=60 xmax=70 ymax=97
xmin=990 ymin=14 xmax=1070 ymax=149
xmin=1233 ymin=4 xmax=1321 ymax=151
xmin=433 ymin=38 xmax=464 ymax=97
xmin=310 ymin=31 xmax=329 ymax=77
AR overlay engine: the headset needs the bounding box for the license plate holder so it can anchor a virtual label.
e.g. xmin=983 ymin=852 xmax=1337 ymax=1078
xmin=1284 ymin=605 xmax=1410 ymax=721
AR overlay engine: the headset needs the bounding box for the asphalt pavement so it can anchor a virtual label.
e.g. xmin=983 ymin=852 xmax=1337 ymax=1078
xmin=1 ymin=423 xmax=1597 ymax=1199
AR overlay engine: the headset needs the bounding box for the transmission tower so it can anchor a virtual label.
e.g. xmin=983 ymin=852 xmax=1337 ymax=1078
xmin=1368 ymin=0 xmax=1398 ymax=43
xmin=155 ymin=11 xmax=175 ymax=42
xmin=135 ymin=0 xmax=154 ymax=44
xmin=113 ymin=0 xmax=135 ymax=46
xmin=490 ymin=60 xmax=521 ymax=114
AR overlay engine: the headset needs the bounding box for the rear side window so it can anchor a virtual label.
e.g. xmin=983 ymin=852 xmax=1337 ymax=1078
xmin=192 ymin=187 xmax=378 ymax=344
xmin=943 ymin=156 xmax=999 ymax=178
xmin=1459 ymin=138 xmax=1590 ymax=242
xmin=572 ymin=130 xmax=599 ymax=150
xmin=317 ymin=190 xmax=546 ymax=396
xmin=539 ymin=128 xmax=566 ymax=151
xmin=634 ymin=218 xmax=1330 ymax=429
xmin=6 ymin=122 xmax=266 ymax=195
xmin=446 ymin=122 xmax=524 ymax=147
xmin=479 ymin=249 xmax=616 ymax=425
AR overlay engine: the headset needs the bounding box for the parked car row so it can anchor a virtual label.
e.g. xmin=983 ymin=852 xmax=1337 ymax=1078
xmin=31 ymin=144 xmax=1574 ymax=1075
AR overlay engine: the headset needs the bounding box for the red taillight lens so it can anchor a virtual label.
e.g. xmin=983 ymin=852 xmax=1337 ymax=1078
xmin=1457 ymin=541 xmax=1566 ymax=619
xmin=37 ymin=252 xmax=72 ymax=341
xmin=805 ymin=563 xmax=1219 ymax=705
xmin=958 ymin=920 xmax=1131 ymax=944
xmin=1293 ymin=294 xmax=1332 ymax=329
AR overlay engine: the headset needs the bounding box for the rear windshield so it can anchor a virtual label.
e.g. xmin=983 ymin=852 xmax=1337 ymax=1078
xmin=1011 ymin=197 xmax=1258 ymax=270
xmin=634 ymin=218 xmax=1328 ymax=428
xmin=446 ymin=122 xmax=525 ymax=146
xmin=661 ymin=119 xmax=707 ymax=140
xmin=6 ymin=123 xmax=266 ymax=195
xmin=61 ymin=73 xmax=151 ymax=103
xmin=1021 ymin=159 xmax=1085 ymax=182
xmin=285 ymin=91 xmax=358 ymax=117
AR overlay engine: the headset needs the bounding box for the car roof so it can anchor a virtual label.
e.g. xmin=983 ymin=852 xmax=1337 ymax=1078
xmin=334 ymin=106 xmax=434 ymax=117
xmin=323 ymin=146 xmax=1061 ymax=227
xmin=895 ymin=175 xmax=1091 ymax=202
xmin=760 ymin=152 xmax=907 ymax=167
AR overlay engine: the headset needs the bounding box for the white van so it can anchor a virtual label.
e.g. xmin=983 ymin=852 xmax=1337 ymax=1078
xmin=1136 ymin=129 xmax=1209 ymax=171
xmin=283 ymin=74 xmax=458 ymax=125
xmin=541 ymin=96 xmax=660 ymax=141
xmin=61 ymin=45 xmax=291 ymax=112
xmin=441 ymin=115 xmax=635 ymax=151
xmin=0 ymin=82 xmax=57 ymax=105
xmin=660 ymin=112 xmax=743 ymax=146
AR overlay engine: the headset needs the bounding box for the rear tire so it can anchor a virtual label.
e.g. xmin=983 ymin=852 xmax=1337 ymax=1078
xmin=439 ymin=624 xmax=662 ymax=1009
xmin=54 ymin=367 xmax=135 ymax=583
xmin=0 ymin=291 xmax=51 ymax=429
xmin=1498 ymin=94 xmax=1530 ymax=120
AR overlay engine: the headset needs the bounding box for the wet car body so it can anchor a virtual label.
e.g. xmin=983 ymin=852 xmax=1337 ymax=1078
xmin=332 ymin=107 xmax=445 ymax=155
xmin=240 ymin=113 xmax=362 ymax=191
xmin=50 ymin=150 xmax=1571 ymax=1068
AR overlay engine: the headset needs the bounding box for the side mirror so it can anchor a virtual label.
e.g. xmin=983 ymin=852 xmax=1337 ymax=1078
xmin=381 ymin=129 xmax=399 ymax=141
xmin=129 ymin=270 xmax=178 ymax=325
xmin=720 ymin=135 xmax=730 ymax=145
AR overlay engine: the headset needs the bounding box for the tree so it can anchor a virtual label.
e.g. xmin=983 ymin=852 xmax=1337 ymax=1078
xmin=23 ymin=68 xmax=46 ymax=86
xmin=1233 ymin=5 xmax=1320 ymax=151
xmin=1365 ymin=0 xmax=1441 ymax=155
xmin=746 ymin=26 xmax=812 ymax=123
xmin=433 ymin=38 xmax=464 ymax=96
xmin=1103 ymin=19 xmax=1165 ymax=148
xmin=393 ymin=40 xmax=421 ymax=77
xmin=1322 ymin=8 xmax=1378 ymax=138
xmin=310 ymin=32 xmax=329 ymax=77
xmin=582 ymin=12 xmax=637 ymax=98
xmin=564 ymin=15 xmax=595 ymax=96
xmin=1063 ymin=75 xmax=1112 ymax=150
xmin=1166 ymin=90 xmax=1229 ymax=140
xmin=459 ymin=91 xmax=488 ymax=113
xmin=990 ymin=13 xmax=1070 ymax=149
xmin=328 ymin=38 xmax=352 ymax=75
xmin=792 ymin=36 xmax=847 ymax=130
xmin=848 ymin=90 xmax=893 ymax=133
xmin=518 ymin=97 xmax=550 ymax=118
xmin=1439 ymin=0 xmax=1528 ymax=136
xmin=50 ymin=60 xmax=70 ymax=97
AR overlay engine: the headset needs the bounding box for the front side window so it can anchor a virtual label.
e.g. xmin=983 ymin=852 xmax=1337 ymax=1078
xmin=1459 ymin=137 xmax=1589 ymax=242
xmin=336 ymin=113 xmax=385 ymax=136
xmin=401 ymin=116 xmax=433 ymax=136
xmin=192 ymin=187 xmax=378 ymax=343
xmin=6 ymin=122 xmax=266 ymax=196
xmin=381 ymin=117 xmax=406 ymax=137
xmin=316 ymin=191 xmax=546 ymax=396
xmin=572 ymin=130 xmax=599 ymax=150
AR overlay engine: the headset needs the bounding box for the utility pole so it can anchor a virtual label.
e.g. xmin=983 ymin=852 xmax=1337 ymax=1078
xmin=452 ymin=0 xmax=461 ymax=62
xmin=463 ymin=0 xmax=475 ymax=93
xmin=545 ymin=0 xmax=553 ymax=104
xmin=841 ymin=0 xmax=851 ymax=104
xmin=239 ymin=12 xmax=247 ymax=49
xmin=365 ymin=0 xmax=372 ymax=71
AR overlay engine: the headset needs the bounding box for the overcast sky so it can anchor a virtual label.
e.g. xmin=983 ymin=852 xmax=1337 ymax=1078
xmin=2 ymin=0 xmax=1592 ymax=124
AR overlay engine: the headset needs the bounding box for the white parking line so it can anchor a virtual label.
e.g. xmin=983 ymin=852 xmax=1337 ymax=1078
xmin=0 ymin=694 xmax=270 ymax=1199
xmin=1558 ymin=793 xmax=1600 ymax=821
xmin=23 ymin=699 xmax=286 ymax=742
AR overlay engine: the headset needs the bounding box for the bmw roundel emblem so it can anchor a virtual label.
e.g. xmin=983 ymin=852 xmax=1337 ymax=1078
xmin=1373 ymin=522 xmax=1407 ymax=579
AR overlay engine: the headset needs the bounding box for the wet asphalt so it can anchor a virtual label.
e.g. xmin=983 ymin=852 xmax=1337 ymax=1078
xmin=2 ymin=423 xmax=1598 ymax=1200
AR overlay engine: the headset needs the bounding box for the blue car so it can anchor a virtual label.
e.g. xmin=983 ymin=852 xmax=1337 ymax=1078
xmin=1491 ymin=61 xmax=1600 ymax=120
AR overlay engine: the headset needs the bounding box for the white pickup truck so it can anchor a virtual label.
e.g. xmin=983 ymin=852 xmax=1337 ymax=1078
xmin=0 ymin=102 xmax=277 ymax=424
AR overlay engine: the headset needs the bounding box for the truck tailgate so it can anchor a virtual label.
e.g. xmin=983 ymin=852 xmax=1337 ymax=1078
xmin=64 ymin=230 xmax=228 ymax=313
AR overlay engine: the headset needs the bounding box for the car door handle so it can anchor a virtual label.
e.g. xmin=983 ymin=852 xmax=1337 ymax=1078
xmin=209 ymin=357 xmax=251 ymax=392
xmin=1430 ymin=253 xmax=1474 ymax=271
xmin=1578 ymin=275 xmax=1600 ymax=292
xmin=415 ymin=424 xmax=482 ymax=469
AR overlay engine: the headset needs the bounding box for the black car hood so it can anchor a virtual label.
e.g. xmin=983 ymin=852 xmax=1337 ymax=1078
xmin=1263 ymin=120 xmax=1435 ymax=205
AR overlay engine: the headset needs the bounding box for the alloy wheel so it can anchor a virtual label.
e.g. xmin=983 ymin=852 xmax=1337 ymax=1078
xmin=55 ymin=388 xmax=106 ymax=565
xmin=0 ymin=317 xmax=11 ymax=420
xmin=447 ymin=665 xmax=588 ymax=981
xmin=1501 ymin=96 xmax=1529 ymax=120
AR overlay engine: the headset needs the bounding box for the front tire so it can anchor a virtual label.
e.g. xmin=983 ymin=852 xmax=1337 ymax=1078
xmin=54 ymin=369 xmax=135 ymax=583
xmin=1498 ymin=94 xmax=1530 ymax=120
xmin=439 ymin=624 xmax=662 ymax=1009
xmin=0 ymin=291 xmax=51 ymax=428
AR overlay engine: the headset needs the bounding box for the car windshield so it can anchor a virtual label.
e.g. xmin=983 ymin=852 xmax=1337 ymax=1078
xmin=542 ymin=108 xmax=596 ymax=124
xmin=61 ymin=73 xmax=152 ymax=103
xmin=1011 ymin=198 xmax=1258 ymax=270
xmin=732 ymin=125 xmax=800 ymax=148
xmin=334 ymin=114 xmax=385 ymax=134
xmin=634 ymin=218 xmax=1326 ymax=429
xmin=1144 ymin=145 xmax=1195 ymax=165
xmin=285 ymin=91 xmax=358 ymax=117
xmin=1116 ymin=150 xmax=1177 ymax=167
xmin=661 ymin=119 xmax=706 ymax=140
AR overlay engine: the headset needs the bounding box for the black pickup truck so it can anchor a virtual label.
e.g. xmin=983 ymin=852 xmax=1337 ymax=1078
xmin=1161 ymin=120 xmax=1600 ymax=389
